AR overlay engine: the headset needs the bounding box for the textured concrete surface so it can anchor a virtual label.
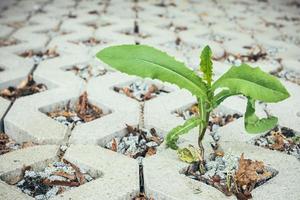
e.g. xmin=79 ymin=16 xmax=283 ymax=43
xmin=0 ymin=0 xmax=300 ymax=199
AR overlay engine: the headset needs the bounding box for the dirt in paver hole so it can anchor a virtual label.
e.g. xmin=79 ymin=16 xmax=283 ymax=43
xmin=5 ymin=159 xmax=96 ymax=200
xmin=0 ymin=67 xmax=4 ymax=72
xmin=0 ymin=132 xmax=36 ymax=155
xmin=69 ymin=37 xmax=106 ymax=47
xmin=175 ymin=104 xmax=242 ymax=131
xmin=47 ymin=92 xmax=105 ymax=129
xmin=105 ymin=125 xmax=163 ymax=159
xmin=252 ymin=126 xmax=300 ymax=160
xmin=133 ymin=193 xmax=155 ymax=200
xmin=113 ymin=80 xmax=170 ymax=102
xmin=182 ymin=153 xmax=278 ymax=200
xmin=65 ymin=64 xmax=107 ymax=81
xmin=213 ymin=45 xmax=268 ymax=66
xmin=0 ymin=75 xmax=47 ymax=101
xmin=0 ymin=38 xmax=20 ymax=47
xmin=19 ymin=47 xmax=59 ymax=64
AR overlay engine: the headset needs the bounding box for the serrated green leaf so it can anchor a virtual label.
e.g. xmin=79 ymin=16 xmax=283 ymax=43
xmin=212 ymin=64 xmax=290 ymax=103
xmin=200 ymin=45 xmax=213 ymax=85
xmin=177 ymin=145 xmax=201 ymax=163
xmin=244 ymin=97 xmax=278 ymax=133
xmin=166 ymin=117 xmax=202 ymax=150
xmin=97 ymin=45 xmax=207 ymax=98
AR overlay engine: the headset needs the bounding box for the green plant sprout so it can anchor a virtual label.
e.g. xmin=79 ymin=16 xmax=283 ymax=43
xmin=96 ymin=45 xmax=289 ymax=169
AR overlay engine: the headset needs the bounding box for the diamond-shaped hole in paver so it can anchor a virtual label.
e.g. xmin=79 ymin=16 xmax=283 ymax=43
xmin=18 ymin=48 xmax=60 ymax=64
xmin=69 ymin=37 xmax=109 ymax=47
xmin=270 ymin=68 xmax=300 ymax=85
xmin=174 ymin=103 xmax=242 ymax=131
xmin=85 ymin=21 xmax=112 ymax=29
xmin=0 ymin=38 xmax=20 ymax=47
xmin=117 ymin=27 xmax=152 ymax=39
xmin=0 ymin=132 xmax=37 ymax=155
xmin=250 ymin=126 xmax=300 ymax=159
xmin=0 ymin=159 xmax=102 ymax=200
xmin=63 ymin=64 xmax=108 ymax=81
xmin=161 ymin=39 xmax=201 ymax=52
xmin=0 ymin=66 xmax=4 ymax=72
xmin=39 ymin=92 xmax=112 ymax=129
xmin=0 ymin=75 xmax=49 ymax=101
xmin=104 ymin=125 xmax=164 ymax=159
xmin=36 ymin=30 xmax=73 ymax=38
xmin=132 ymin=192 xmax=155 ymax=200
xmin=213 ymin=45 xmax=268 ymax=65
xmin=113 ymin=79 xmax=172 ymax=102
xmin=181 ymin=154 xmax=278 ymax=198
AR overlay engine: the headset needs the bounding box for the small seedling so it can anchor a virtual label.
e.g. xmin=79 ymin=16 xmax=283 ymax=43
xmin=96 ymin=45 xmax=290 ymax=167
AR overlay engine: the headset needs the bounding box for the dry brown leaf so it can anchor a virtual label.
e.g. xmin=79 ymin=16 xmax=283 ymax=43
xmin=190 ymin=105 xmax=199 ymax=115
xmin=52 ymin=171 xmax=76 ymax=180
xmin=43 ymin=179 xmax=80 ymax=187
xmin=0 ymin=88 xmax=13 ymax=97
xmin=111 ymin=138 xmax=117 ymax=152
xmin=150 ymin=136 xmax=162 ymax=145
xmin=126 ymin=124 xmax=135 ymax=133
xmin=122 ymin=87 xmax=133 ymax=98
xmin=234 ymin=154 xmax=265 ymax=199
xmin=21 ymin=141 xmax=35 ymax=149
xmin=146 ymin=147 xmax=156 ymax=156
xmin=76 ymin=92 xmax=102 ymax=122
xmin=271 ymin=131 xmax=286 ymax=151
xmin=63 ymin=159 xmax=85 ymax=185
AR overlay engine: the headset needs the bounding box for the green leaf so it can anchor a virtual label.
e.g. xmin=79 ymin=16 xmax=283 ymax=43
xmin=244 ymin=97 xmax=278 ymax=133
xmin=166 ymin=117 xmax=202 ymax=150
xmin=200 ymin=45 xmax=213 ymax=85
xmin=177 ymin=145 xmax=201 ymax=163
xmin=212 ymin=64 xmax=290 ymax=103
xmin=97 ymin=45 xmax=207 ymax=98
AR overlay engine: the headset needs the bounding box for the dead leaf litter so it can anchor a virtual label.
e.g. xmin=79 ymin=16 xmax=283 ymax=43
xmin=47 ymin=92 xmax=104 ymax=129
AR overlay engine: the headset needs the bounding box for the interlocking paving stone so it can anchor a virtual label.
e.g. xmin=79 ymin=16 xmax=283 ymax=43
xmin=0 ymin=0 xmax=300 ymax=199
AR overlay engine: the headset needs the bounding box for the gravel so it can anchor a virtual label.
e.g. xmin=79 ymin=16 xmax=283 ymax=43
xmin=16 ymin=160 xmax=94 ymax=199
xmin=105 ymin=126 xmax=163 ymax=160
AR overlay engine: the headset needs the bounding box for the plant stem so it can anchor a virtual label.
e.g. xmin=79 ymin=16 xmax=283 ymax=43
xmin=197 ymin=97 xmax=210 ymax=174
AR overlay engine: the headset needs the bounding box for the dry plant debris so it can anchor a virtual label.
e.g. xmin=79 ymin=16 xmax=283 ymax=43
xmin=0 ymin=38 xmax=19 ymax=47
xmin=19 ymin=47 xmax=59 ymax=64
xmin=182 ymin=153 xmax=277 ymax=200
xmin=113 ymin=81 xmax=170 ymax=102
xmin=253 ymin=126 xmax=300 ymax=159
xmin=105 ymin=125 xmax=163 ymax=159
xmin=0 ymin=75 xmax=47 ymax=101
xmin=133 ymin=193 xmax=155 ymax=200
xmin=69 ymin=37 xmax=105 ymax=46
xmin=0 ymin=133 xmax=35 ymax=155
xmin=13 ymin=159 xmax=94 ymax=200
xmin=65 ymin=64 xmax=107 ymax=81
xmin=213 ymin=46 xmax=268 ymax=66
xmin=176 ymin=104 xmax=242 ymax=131
xmin=47 ymin=92 xmax=104 ymax=128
